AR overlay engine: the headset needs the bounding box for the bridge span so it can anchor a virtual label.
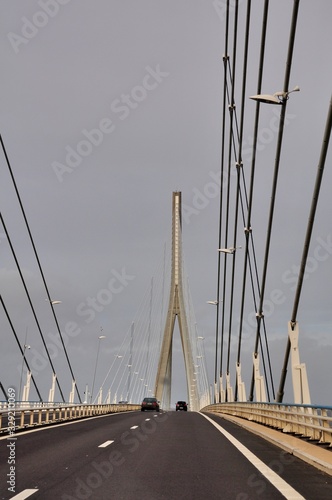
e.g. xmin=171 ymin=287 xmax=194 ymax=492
xmin=1 ymin=1 xmax=332 ymax=498
xmin=1 ymin=409 xmax=332 ymax=499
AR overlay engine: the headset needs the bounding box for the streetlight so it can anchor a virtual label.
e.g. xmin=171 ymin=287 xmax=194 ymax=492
xmin=206 ymin=300 xmax=219 ymax=305
xmin=90 ymin=335 xmax=106 ymax=403
xmin=218 ymin=246 xmax=241 ymax=254
xmin=45 ymin=299 xmax=62 ymax=305
xmin=249 ymin=85 xmax=300 ymax=105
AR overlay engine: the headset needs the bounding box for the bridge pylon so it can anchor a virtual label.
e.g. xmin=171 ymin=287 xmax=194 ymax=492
xmin=154 ymin=192 xmax=199 ymax=411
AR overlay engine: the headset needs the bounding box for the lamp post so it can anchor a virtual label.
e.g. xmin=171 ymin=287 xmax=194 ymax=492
xmin=45 ymin=299 xmax=62 ymax=305
xmin=90 ymin=334 xmax=106 ymax=403
xmin=247 ymin=0 xmax=301 ymax=402
xmin=218 ymin=246 xmax=242 ymax=254
xmin=249 ymin=86 xmax=300 ymax=104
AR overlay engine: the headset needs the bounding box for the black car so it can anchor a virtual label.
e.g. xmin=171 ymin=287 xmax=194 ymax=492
xmin=141 ymin=397 xmax=160 ymax=412
xmin=176 ymin=401 xmax=187 ymax=411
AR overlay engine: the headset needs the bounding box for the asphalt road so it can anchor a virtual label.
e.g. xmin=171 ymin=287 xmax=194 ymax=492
xmin=0 ymin=410 xmax=332 ymax=499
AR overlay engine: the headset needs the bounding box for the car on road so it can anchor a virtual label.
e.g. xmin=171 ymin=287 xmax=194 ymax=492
xmin=176 ymin=401 xmax=187 ymax=411
xmin=141 ymin=397 xmax=160 ymax=412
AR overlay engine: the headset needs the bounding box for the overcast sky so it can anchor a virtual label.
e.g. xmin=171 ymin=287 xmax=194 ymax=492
xmin=1 ymin=1 xmax=331 ymax=406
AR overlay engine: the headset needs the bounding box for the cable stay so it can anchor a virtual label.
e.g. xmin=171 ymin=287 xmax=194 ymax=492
xmin=0 ymin=134 xmax=82 ymax=403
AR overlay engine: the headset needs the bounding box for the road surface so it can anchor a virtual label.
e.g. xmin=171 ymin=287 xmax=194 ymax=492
xmin=0 ymin=410 xmax=332 ymax=499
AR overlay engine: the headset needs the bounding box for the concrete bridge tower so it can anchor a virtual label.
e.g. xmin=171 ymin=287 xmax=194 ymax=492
xmin=154 ymin=192 xmax=199 ymax=411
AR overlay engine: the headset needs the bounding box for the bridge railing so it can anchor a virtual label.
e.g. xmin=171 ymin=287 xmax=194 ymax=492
xmin=0 ymin=402 xmax=140 ymax=434
xmin=201 ymin=402 xmax=332 ymax=446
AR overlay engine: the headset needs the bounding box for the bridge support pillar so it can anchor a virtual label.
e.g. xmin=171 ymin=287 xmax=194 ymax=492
xmin=226 ymin=372 xmax=234 ymax=402
xmin=22 ymin=371 xmax=31 ymax=402
xmin=105 ymin=389 xmax=111 ymax=404
xmin=219 ymin=375 xmax=225 ymax=402
xmin=289 ymin=321 xmax=311 ymax=404
xmin=214 ymin=381 xmax=219 ymax=403
xmin=253 ymin=353 xmax=266 ymax=402
xmin=236 ymin=363 xmax=247 ymax=402
xmin=69 ymin=380 xmax=76 ymax=403
xmin=48 ymin=373 xmax=56 ymax=403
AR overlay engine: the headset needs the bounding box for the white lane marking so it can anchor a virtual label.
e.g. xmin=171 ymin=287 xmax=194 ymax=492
xmin=98 ymin=440 xmax=114 ymax=448
xmin=145 ymin=419 xmax=150 ymax=421
xmin=11 ymin=490 xmax=39 ymax=499
xmin=201 ymin=413 xmax=305 ymax=500
xmin=130 ymin=425 xmax=138 ymax=429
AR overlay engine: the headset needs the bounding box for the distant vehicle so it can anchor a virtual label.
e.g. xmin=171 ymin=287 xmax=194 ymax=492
xmin=118 ymin=401 xmax=128 ymax=404
xmin=176 ymin=401 xmax=187 ymax=411
xmin=141 ymin=397 xmax=160 ymax=412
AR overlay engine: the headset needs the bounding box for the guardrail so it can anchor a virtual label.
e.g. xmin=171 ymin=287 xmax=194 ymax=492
xmin=201 ymin=402 xmax=332 ymax=446
xmin=0 ymin=403 xmax=140 ymax=434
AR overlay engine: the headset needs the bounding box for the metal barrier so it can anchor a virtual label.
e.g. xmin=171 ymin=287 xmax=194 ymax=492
xmin=201 ymin=402 xmax=332 ymax=446
xmin=0 ymin=403 xmax=140 ymax=434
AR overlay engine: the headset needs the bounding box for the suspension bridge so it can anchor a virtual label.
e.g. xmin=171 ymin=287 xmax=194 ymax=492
xmin=1 ymin=0 xmax=332 ymax=498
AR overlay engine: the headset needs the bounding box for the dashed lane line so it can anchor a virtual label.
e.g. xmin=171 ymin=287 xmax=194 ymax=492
xmin=98 ymin=440 xmax=114 ymax=448
xmin=11 ymin=490 xmax=39 ymax=499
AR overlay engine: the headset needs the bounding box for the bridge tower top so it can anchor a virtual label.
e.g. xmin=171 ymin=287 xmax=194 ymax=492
xmin=154 ymin=192 xmax=199 ymax=410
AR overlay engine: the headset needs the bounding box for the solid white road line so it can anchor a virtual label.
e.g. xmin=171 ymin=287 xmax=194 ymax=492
xmin=201 ymin=413 xmax=305 ymax=500
xmin=130 ymin=425 xmax=139 ymax=429
xmin=11 ymin=490 xmax=39 ymax=499
xmin=98 ymin=440 xmax=114 ymax=448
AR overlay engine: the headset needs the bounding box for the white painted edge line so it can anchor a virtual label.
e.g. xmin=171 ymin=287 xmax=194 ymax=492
xmin=98 ymin=440 xmax=114 ymax=448
xmin=200 ymin=413 xmax=305 ymax=500
xmin=11 ymin=489 xmax=38 ymax=500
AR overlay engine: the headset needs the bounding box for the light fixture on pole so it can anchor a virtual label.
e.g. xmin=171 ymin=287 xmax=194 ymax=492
xmin=206 ymin=300 xmax=219 ymax=305
xmin=219 ymin=246 xmax=242 ymax=254
xmin=45 ymin=299 xmax=62 ymax=305
xmin=249 ymin=85 xmax=300 ymax=105
xmin=90 ymin=334 xmax=106 ymax=403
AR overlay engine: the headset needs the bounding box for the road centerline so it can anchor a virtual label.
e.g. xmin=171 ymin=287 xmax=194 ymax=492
xmin=98 ymin=440 xmax=114 ymax=448
xmin=11 ymin=490 xmax=39 ymax=500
